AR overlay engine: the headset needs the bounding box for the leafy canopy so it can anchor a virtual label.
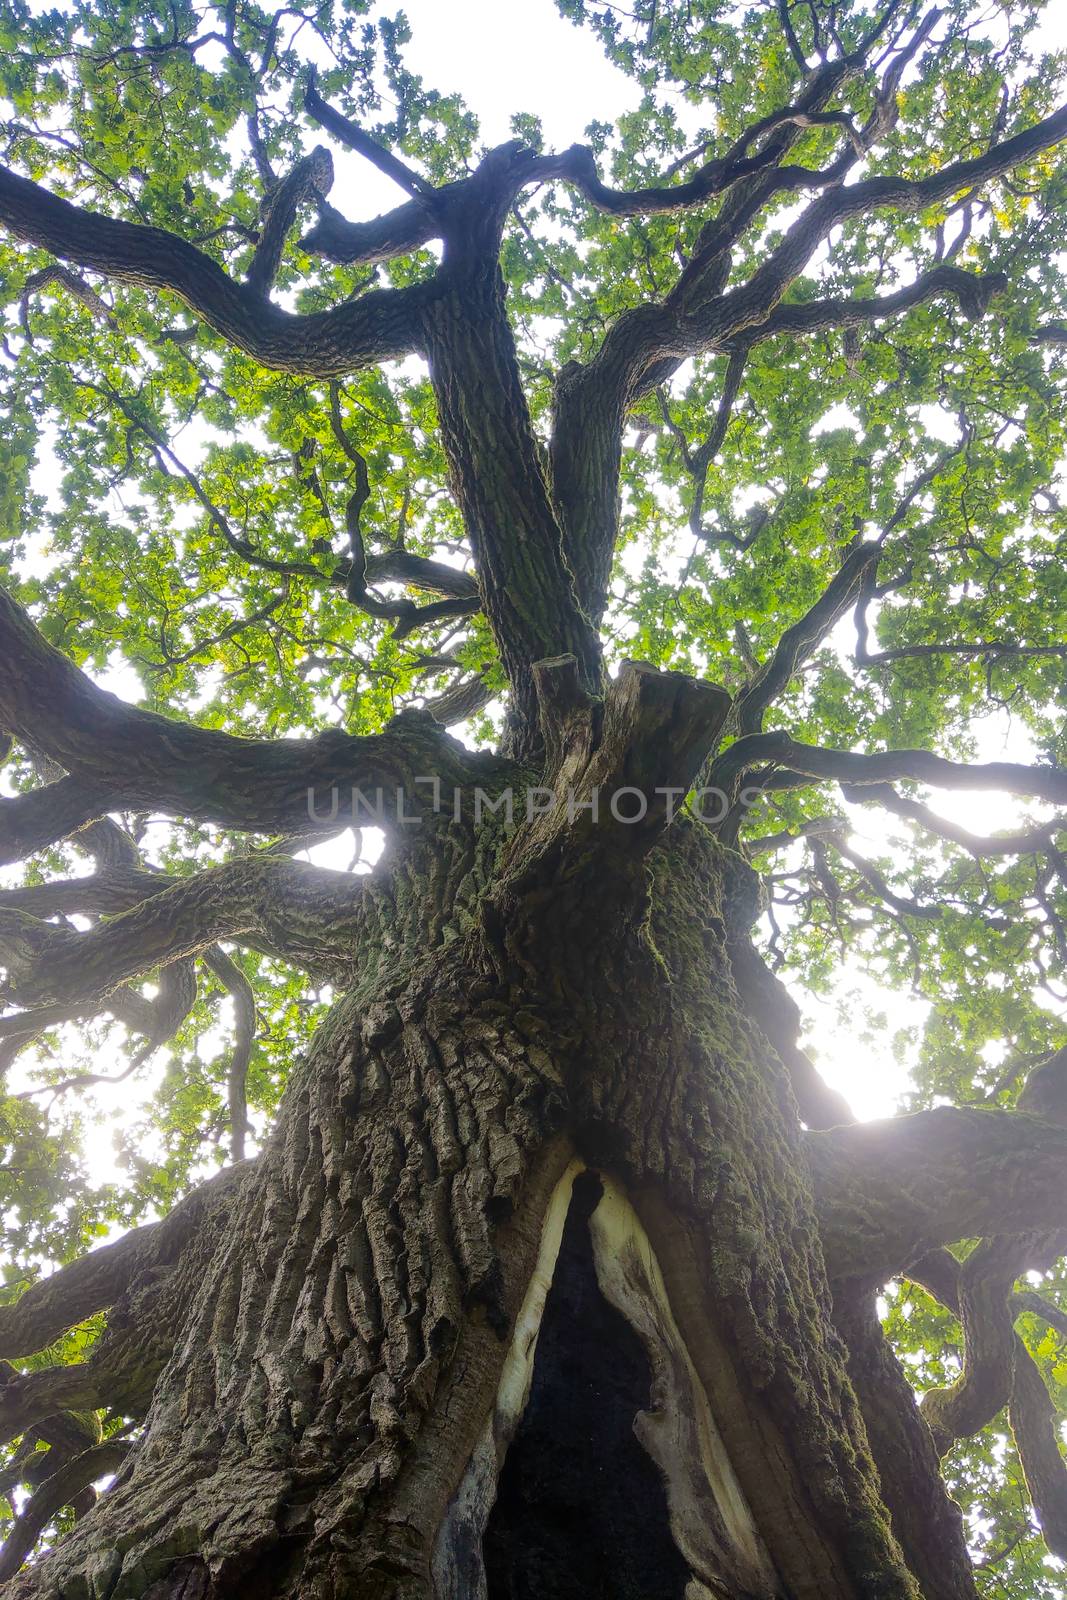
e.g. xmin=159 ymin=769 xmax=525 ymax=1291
xmin=0 ymin=0 xmax=1065 ymax=1588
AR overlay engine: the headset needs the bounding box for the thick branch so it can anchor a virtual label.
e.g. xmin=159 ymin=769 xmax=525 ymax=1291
xmin=0 ymin=1165 xmax=248 ymax=1362
xmin=919 ymin=1237 xmax=1022 ymax=1455
xmin=418 ymin=166 xmax=605 ymax=750
xmin=361 ymin=550 xmax=479 ymax=602
xmin=0 ymin=857 xmax=366 ymax=1012
xmin=810 ymin=1107 xmax=1067 ymax=1280
xmin=0 ymin=777 xmax=121 ymax=867
xmin=0 ymin=584 xmax=501 ymax=851
xmin=0 ymin=1363 xmax=105 ymax=1451
xmin=492 ymin=656 xmax=731 ymax=914
xmin=0 ymin=1440 xmax=130 ymax=1582
xmin=0 ymin=165 xmax=430 ymax=377
xmin=726 ymin=930 xmax=854 ymax=1128
xmin=1011 ymin=1339 xmax=1067 ymax=1558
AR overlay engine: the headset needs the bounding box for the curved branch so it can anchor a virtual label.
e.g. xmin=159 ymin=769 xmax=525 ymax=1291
xmin=18 ymin=263 xmax=115 ymax=338
xmin=711 ymin=731 xmax=1067 ymax=806
xmin=919 ymin=1237 xmax=1022 ymax=1455
xmin=0 ymin=1440 xmax=130 ymax=1581
xmin=907 ymin=1244 xmax=1067 ymax=1559
xmin=0 ymin=857 xmax=366 ymax=1013
xmin=719 ymin=100 xmax=1067 ymax=348
xmin=327 ymin=383 xmax=481 ymax=636
xmin=0 ymin=584 xmax=500 ymax=852
xmin=0 ymin=164 xmax=430 ymax=377
xmin=0 ymin=1164 xmax=249 ymax=1362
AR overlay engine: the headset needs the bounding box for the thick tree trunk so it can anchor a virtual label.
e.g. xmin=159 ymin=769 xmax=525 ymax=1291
xmin=9 ymin=821 xmax=928 ymax=1600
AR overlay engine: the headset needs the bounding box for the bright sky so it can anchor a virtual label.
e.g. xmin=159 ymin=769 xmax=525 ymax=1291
xmin=6 ymin=0 xmax=1067 ymax=1188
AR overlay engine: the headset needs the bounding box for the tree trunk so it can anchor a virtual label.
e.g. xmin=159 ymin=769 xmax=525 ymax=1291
xmin=9 ymin=820 xmax=924 ymax=1600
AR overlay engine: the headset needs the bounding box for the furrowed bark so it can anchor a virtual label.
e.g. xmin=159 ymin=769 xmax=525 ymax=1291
xmin=4 ymin=14 xmax=1065 ymax=1590
xmin=2 ymin=812 xmax=923 ymax=1600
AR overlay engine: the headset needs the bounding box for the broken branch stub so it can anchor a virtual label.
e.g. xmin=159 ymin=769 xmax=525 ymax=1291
xmin=526 ymin=655 xmax=731 ymax=859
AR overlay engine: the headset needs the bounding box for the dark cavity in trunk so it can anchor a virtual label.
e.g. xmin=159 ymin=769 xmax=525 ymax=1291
xmin=482 ymin=1170 xmax=690 ymax=1599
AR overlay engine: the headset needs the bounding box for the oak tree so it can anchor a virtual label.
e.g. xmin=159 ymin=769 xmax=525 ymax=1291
xmin=0 ymin=1 xmax=1066 ymax=1596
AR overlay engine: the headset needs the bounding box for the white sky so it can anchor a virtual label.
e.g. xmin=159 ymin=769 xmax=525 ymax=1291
xmin=6 ymin=0 xmax=1067 ymax=1181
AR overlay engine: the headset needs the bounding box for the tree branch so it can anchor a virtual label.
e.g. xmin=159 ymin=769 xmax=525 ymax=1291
xmin=840 ymin=782 xmax=1066 ymax=857
xmin=17 ymin=263 xmax=115 ymax=339
xmin=810 ymin=1107 xmax=1067 ymax=1281
xmin=0 ymin=857 xmax=366 ymax=1015
xmin=202 ymin=948 xmax=256 ymax=1164
xmin=0 ymin=584 xmax=501 ymax=851
xmin=731 ymin=540 xmax=880 ymax=737
xmin=832 ymin=1285 xmax=980 ymax=1600
xmin=919 ymin=1236 xmax=1023 ymax=1455
xmin=710 ymin=731 xmax=1067 ymax=806
xmin=726 ymin=929 xmax=854 ymax=1128
xmin=1010 ymin=1337 xmax=1067 ymax=1558
xmin=0 ymin=776 xmax=122 ymax=868
xmin=304 ymin=70 xmax=434 ymax=202
xmin=0 ymin=164 xmax=430 ymax=377
xmin=0 ymin=1440 xmax=130 ymax=1582
xmin=716 ymin=100 xmax=1067 ymax=350
xmin=0 ymin=1165 xmax=248 ymax=1362
xmin=907 ymin=1244 xmax=1067 ymax=1558
xmin=246 ymin=145 xmax=334 ymax=297
xmin=732 ymin=265 xmax=1009 ymax=350
xmin=327 ymin=383 xmax=481 ymax=636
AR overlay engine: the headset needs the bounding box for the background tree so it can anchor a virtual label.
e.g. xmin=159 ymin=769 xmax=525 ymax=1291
xmin=0 ymin=0 xmax=1066 ymax=1594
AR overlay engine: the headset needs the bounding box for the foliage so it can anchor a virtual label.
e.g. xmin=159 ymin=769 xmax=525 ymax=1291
xmin=0 ymin=0 xmax=1065 ymax=1584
